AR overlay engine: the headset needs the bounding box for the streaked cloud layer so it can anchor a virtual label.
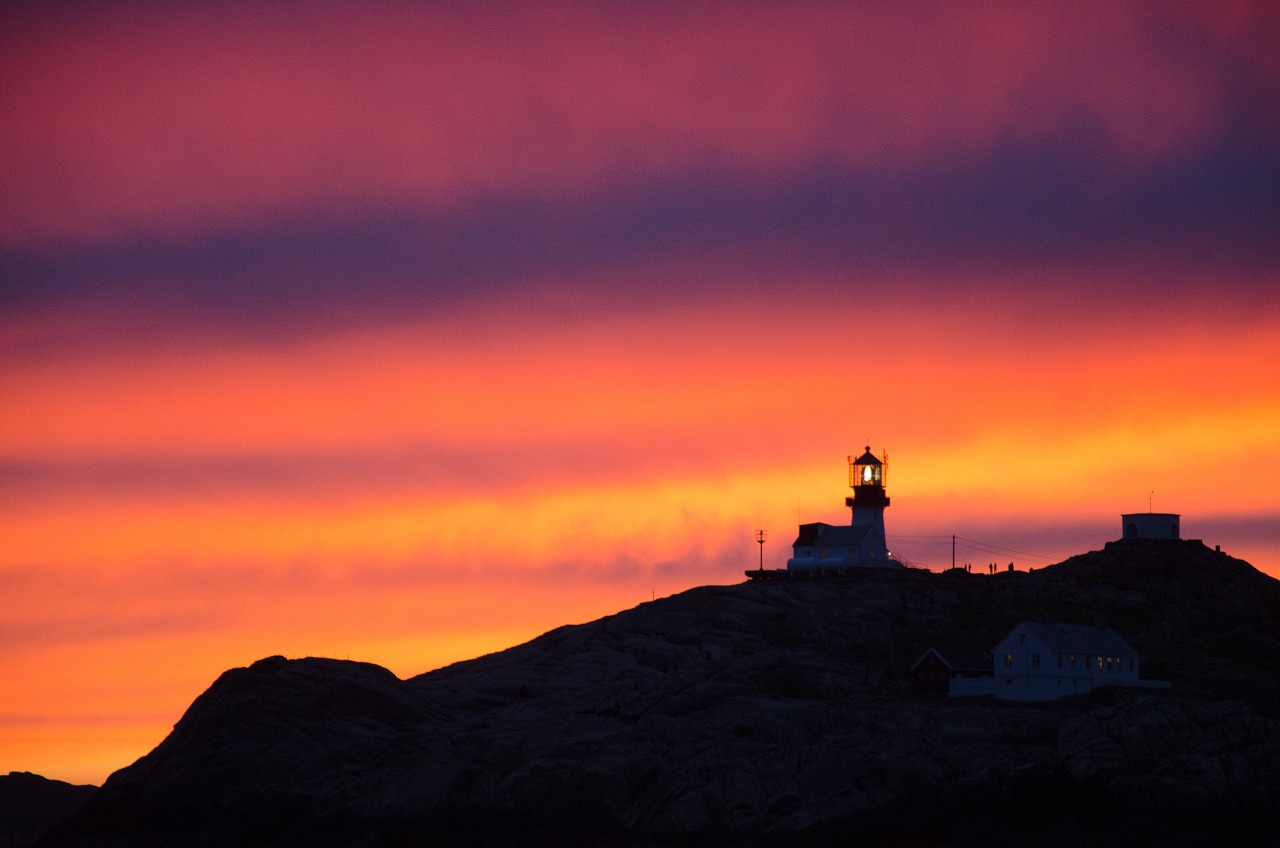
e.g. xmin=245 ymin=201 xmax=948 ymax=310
xmin=1 ymin=1 xmax=1278 ymax=784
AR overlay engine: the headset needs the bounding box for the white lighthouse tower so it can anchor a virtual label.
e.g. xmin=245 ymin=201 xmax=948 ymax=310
xmin=786 ymin=446 xmax=900 ymax=573
xmin=846 ymin=446 xmax=890 ymax=554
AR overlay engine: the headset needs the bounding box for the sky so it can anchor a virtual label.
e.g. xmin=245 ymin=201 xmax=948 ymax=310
xmin=2 ymin=1 xmax=1279 ymax=786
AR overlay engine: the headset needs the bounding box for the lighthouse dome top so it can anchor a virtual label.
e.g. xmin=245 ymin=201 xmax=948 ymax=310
xmin=852 ymin=447 xmax=881 ymax=466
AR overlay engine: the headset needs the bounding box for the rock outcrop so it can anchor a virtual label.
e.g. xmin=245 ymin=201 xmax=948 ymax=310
xmin=44 ymin=540 xmax=1280 ymax=847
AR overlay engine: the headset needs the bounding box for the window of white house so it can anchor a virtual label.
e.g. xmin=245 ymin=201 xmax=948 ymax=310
xmin=1031 ymin=654 xmax=1040 ymax=668
xmin=1057 ymin=654 xmax=1063 ymax=668
xmin=1097 ymin=656 xmax=1104 ymax=671
xmin=1019 ymin=634 xmax=1027 ymax=646
xmin=1003 ymin=653 xmax=1013 ymax=668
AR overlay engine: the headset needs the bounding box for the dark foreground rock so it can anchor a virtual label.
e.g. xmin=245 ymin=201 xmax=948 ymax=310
xmin=43 ymin=541 xmax=1280 ymax=847
xmin=0 ymin=772 xmax=96 ymax=848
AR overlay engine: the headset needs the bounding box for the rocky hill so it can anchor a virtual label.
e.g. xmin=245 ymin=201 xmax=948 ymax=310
xmin=42 ymin=540 xmax=1280 ymax=847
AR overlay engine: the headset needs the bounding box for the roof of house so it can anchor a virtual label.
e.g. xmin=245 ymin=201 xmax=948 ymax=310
xmin=791 ymin=522 xmax=871 ymax=548
xmin=1014 ymin=622 xmax=1137 ymax=657
xmin=911 ymin=646 xmax=992 ymax=673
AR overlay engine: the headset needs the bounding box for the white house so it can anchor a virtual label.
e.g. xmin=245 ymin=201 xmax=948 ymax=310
xmin=948 ymin=622 xmax=1170 ymax=701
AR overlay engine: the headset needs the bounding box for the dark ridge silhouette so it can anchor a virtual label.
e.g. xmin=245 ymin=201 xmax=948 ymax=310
xmin=42 ymin=540 xmax=1280 ymax=847
xmin=0 ymin=772 xmax=96 ymax=848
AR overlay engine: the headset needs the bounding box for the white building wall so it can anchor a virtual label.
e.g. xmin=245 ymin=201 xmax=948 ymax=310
xmin=786 ymin=530 xmax=899 ymax=570
xmin=859 ymin=526 xmax=888 ymax=563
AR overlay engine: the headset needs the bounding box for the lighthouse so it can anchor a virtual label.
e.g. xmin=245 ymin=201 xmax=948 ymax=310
xmin=847 ymin=447 xmax=890 ymax=539
xmin=786 ymin=446 xmax=900 ymax=573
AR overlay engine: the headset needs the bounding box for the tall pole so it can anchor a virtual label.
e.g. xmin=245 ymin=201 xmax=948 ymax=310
xmin=756 ymin=530 xmax=767 ymax=573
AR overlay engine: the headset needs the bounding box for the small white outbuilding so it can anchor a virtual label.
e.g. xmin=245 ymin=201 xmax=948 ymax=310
xmin=1121 ymin=513 xmax=1180 ymax=540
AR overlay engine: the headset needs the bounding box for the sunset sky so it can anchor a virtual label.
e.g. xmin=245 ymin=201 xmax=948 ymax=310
xmin=3 ymin=1 xmax=1279 ymax=786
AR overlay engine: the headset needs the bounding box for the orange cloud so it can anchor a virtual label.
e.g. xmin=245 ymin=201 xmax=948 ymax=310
xmin=5 ymin=272 xmax=1277 ymax=582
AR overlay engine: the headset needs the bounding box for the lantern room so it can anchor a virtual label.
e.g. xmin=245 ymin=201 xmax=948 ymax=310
xmin=848 ymin=447 xmax=886 ymax=489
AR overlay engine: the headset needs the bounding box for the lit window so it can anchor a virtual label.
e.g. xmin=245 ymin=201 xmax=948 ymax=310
xmin=1003 ymin=653 xmax=1013 ymax=668
xmin=1069 ymin=655 xmax=1076 ymax=669
xmin=1097 ymin=657 xmax=1104 ymax=671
